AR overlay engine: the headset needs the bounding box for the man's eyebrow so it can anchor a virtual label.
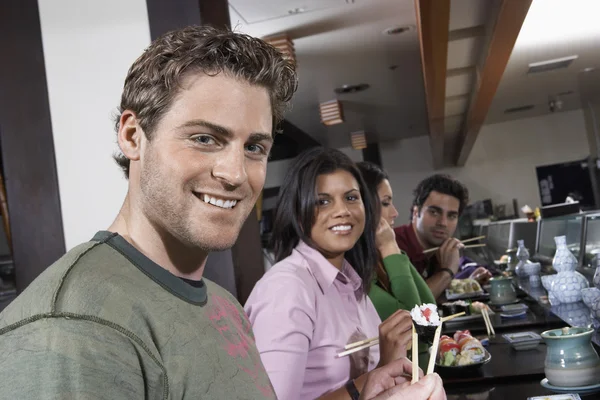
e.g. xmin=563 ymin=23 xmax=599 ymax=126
xmin=178 ymin=119 xmax=273 ymax=144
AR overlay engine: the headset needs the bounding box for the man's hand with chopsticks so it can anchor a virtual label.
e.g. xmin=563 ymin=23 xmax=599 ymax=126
xmin=377 ymin=310 xmax=413 ymax=366
xmin=469 ymin=266 xmax=492 ymax=285
xmin=436 ymin=238 xmax=463 ymax=276
xmin=359 ymin=358 xmax=446 ymax=400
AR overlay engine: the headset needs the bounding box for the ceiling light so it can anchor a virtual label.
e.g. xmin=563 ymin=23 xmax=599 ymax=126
xmin=351 ymin=131 xmax=367 ymax=150
xmin=583 ymin=67 xmax=596 ymax=72
xmin=383 ymin=25 xmax=414 ymax=36
xmin=264 ymin=34 xmax=296 ymax=67
xmin=334 ymin=83 xmax=370 ymax=95
xmin=319 ymin=100 xmax=344 ymax=126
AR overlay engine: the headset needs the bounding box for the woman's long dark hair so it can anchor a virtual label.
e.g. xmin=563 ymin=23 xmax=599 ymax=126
xmin=356 ymin=161 xmax=392 ymax=292
xmin=269 ymin=147 xmax=378 ymax=294
xmin=356 ymin=161 xmax=389 ymax=223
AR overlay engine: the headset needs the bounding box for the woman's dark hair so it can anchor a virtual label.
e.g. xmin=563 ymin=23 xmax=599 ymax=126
xmin=412 ymin=174 xmax=469 ymax=217
xmin=270 ymin=147 xmax=378 ymax=294
xmin=356 ymin=161 xmax=389 ymax=223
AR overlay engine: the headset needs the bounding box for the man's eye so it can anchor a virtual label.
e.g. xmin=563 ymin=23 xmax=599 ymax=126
xmin=246 ymin=143 xmax=266 ymax=155
xmin=195 ymin=135 xmax=216 ymax=145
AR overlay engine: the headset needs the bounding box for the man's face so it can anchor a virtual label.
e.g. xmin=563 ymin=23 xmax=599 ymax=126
xmin=135 ymin=73 xmax=273 ymax=251
xmin=412 ymin=191 xmax=460 ymax=248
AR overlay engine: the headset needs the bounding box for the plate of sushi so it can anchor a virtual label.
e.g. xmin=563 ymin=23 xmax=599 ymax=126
xmin=440 ymin=301 xmax=494 ymax=322
xmin=433 ymin=330 xmax=491 ymax=370
xmin=445 ymin=279 xmax=485 ymax=300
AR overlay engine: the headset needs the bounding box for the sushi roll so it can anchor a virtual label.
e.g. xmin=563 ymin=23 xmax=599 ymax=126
xmin=441 ymin=300 xmax=471 ymax=317
xmin=453 ymin=329 xmax=471 ymax=342
xmin=459 ymin=337 xmax=486 ymax=363
xmin=438 ymin=336 xmax=461 ymax=366
xmin=410 ymin=303 xmax=441 ymax=344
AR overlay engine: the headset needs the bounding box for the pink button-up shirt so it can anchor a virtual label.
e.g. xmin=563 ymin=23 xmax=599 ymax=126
xmin=245 ymin=242 xmax=381 ymax=400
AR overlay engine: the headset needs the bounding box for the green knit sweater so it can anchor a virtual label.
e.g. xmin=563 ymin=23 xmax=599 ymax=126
xmin=369 ymin=252 xmax=436 ymax=321
xmin=369 ymin=252 xmax=436 ymax=370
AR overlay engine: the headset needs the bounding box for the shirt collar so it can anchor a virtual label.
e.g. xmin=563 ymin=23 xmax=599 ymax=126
xmin=399 ymin=223 xmax=426 ymax=261
xmin=294 ymin=241 xmax=362 ymax=294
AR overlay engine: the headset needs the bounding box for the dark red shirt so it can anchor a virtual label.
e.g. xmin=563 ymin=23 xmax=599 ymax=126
xmin=394 ymin=223 xmax=439 ymax=280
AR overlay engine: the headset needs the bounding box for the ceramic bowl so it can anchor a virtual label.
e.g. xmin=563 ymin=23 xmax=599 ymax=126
xmin=541 ymin=327 xmax=600 ymax=387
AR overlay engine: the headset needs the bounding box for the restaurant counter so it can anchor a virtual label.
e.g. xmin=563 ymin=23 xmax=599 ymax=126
xmin=515 ymin=277 xmax=600 ymax=348
xmin=435 ymin=276 xmax=600 ymax=398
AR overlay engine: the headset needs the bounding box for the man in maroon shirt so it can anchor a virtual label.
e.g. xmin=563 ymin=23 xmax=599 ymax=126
xmin=395 ymin=174 xmax=490 ymax=299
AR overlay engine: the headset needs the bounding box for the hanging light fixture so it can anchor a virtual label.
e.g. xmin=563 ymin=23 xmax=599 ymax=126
xmin=350 ymin=131 xmax=367 ymax=150
xmin=264 ymin=34 xmax=296 ymax=66
xmin=319 ymin=100 xmax=344 ymax=126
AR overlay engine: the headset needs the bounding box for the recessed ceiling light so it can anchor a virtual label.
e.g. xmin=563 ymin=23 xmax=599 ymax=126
xmin=334 ymin=83 xmax=370 ymax=94
xmin=383 ymin=25 xmax=414 ymax=36
xmin=288 ymin=7 xmax=306 ymax=15
xmin=583 ymin=67 xmax=596 ymax=72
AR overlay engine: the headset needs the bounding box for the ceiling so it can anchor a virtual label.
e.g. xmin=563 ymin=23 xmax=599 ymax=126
xmin=229 ymin=0 xmax=600 ymax=157
xmin=485 ymin=0 xmax=600 ymax=124
xmin=229 ymin=0 xmax=428 ymax=148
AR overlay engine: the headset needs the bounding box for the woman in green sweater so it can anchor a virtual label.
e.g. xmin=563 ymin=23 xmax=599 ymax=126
xmin=357 ymin=162 xmax=436 ymax=318
xmin=357 ymin=162 xmax=436 ymax=369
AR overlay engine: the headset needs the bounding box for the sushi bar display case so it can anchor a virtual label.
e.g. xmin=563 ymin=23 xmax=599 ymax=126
xmin=486 ymin=218 xmax=538 ymax=265
xmin=535 ymin=213 xmax=585 ymax=268
xmin=582 ymin=212 xmax=600 ymax=270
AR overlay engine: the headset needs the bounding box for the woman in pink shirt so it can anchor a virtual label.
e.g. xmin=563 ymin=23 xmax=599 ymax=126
xmin=245 ymin=148 xmax=415 ymax=400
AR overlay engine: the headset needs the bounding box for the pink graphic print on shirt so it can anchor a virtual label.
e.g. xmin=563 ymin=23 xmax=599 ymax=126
xmin=207 ymin=293 xmax=275 ymax=398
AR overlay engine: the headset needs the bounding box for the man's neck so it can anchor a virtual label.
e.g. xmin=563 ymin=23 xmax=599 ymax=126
xmin=108 ymin=194 xmax=208 ymax=281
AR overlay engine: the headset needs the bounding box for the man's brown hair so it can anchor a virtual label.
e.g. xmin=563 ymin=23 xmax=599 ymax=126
xmin=113 ymin=25 xmax=298 ymax=177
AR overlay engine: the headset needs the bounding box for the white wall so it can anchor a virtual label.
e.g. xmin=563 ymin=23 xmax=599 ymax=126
xmin=38 ymin=0 xmax=151 ymax=249
xmin=382 ymin=109 xmax=590 ymax=225
xmin=338 ymin=146 xmax=364 ymax=163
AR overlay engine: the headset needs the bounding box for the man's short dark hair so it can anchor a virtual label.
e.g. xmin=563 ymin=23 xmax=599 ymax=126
xmin=412 ymin=174 xmax=469 ymax=216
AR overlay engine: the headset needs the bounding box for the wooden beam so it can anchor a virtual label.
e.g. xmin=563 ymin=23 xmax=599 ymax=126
xmin=414 ymin=0 xmax=451 ymax=169
xmin=448 ymin=25 xmax=486 ymax=42
xmin=455 ymin=0 xmax=533 ymax=166
xmin=0 ymin=0 xmax=66 ymax=293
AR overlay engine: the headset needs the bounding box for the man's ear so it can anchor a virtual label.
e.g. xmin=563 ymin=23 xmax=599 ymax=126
xmin=412 ymin=205 xmax=419 ymax=222
xmin=117 ymin=110 xmax=143 ymax=162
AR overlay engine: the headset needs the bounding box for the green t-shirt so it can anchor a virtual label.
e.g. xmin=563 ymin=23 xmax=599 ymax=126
xmin=0 ymin=231 xmax=275 ymax=399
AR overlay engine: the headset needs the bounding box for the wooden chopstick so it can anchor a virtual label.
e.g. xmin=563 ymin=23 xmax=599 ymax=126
xmin=344 ymin=336 xmax=379 ymax=350
xmin=411 ymin=325 xmax=419 ymax=384
xmin=421 ymin=235 xmax=485 ymax=255
xmin=336 ymin=340 xmax=379 ymax=358
xmin=460 ymin=235 xmax=486 ymax=244
xmin=483 ymin=308 xmax=495 ymax=337
xmin=339 ymin=311 xmax=466 ymax=363
xmin=423 ymin=243 xmax=486 ymax=254
xmin=441 ymin=311 xmax=466 ymax=322
xmin=426 ymin=324 xmax=443 ymax=375
xmin=481 ymin=308 xmax=495 ymax=337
